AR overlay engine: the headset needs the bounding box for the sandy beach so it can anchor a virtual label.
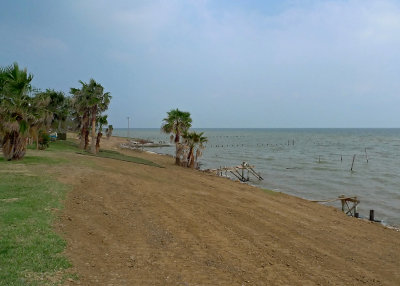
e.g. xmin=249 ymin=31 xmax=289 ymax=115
xmin=48 ymin=136 xmax=400 ymax=285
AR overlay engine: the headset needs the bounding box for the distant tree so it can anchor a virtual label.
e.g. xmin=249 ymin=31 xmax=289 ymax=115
xmin=28 ymin=91 xmax=53 ymax=150
xmin=39 ymin=89 xmax=71 ymax=132
xmin=70 ymin=83 xmax=90 ymax=149
xmin=161 ymin=108 xmax=192 ymax=165
xmin=70 ymin=79 xmax=111 ymax=154
xmin=105 ymin=124 xmax=113 ymax=139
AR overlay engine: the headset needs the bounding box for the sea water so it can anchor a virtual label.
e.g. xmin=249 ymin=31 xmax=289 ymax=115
xmin=114 ymin=128 xmax=400 ymax=227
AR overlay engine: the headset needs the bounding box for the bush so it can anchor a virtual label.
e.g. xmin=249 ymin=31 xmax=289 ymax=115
xmin=39 ymin=132 xmax=50 ymax=150
xmin=57 ymin=133 xmax=67 ymax=140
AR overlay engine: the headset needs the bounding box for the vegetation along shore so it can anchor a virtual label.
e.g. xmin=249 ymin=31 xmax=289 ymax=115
xmin=1 ymin=63 xmax=399 ymax=285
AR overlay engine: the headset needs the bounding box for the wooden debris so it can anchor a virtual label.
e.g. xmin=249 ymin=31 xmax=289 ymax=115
xmin=311 ymin=195 xmax=360 ymax=217
xmin=210 ymin=162 xmax=263 ymax=182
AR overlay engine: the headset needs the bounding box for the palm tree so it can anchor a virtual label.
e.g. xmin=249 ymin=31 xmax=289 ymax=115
xmin=105 ymin=124 xmax=113 ymax=139
xmin=182 ymin=131 xmax=208 ymax=168
xmin=161 ymin=109 xmax=192 ymax=165
xmin=70 ymin=79 xmax=111 ymax=154
xmin=0 ymin=63 xmax=34 ymax=160
xmin=28 ymin=92 xmax=53 ymax=150
xmin=95 ymin=115 xmax=108 ymax=153
xmin=86 ymin=79 xmax=111 ymax=154
xmin=70 ymin=84 xmax=90 ymax=149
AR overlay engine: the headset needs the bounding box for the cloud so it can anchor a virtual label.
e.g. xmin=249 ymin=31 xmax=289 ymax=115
xmin=66 ymin=0 xmax=400 ymax=126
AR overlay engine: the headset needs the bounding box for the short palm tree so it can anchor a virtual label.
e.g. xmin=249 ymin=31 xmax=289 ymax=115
xmin=95 ymin=115 xmax=108 ymax=153
xmin=161 ymin=109 xmax=192 ymax=165
xmin=183 ymin=131 xmax=208 ymax=168
xmin=0 ymin=63 xmax=34 ymax=160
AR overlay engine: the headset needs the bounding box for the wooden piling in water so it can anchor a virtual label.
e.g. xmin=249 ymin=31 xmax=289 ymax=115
xmin=350 ymin=154 xmax=356 ymax=171
xmin=369 ymin=210 xmax=375 ymax=221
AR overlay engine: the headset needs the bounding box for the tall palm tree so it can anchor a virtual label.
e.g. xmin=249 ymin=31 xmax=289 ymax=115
xmin=70 ymin=83 xmax=90 ymax=149
xmin=0 ymin=63 xmax=34 ymax=160
xmin=161 ymin=109 xmax=192 ymax=165
xmin=86 ymin=79 xmax=111 ymax=154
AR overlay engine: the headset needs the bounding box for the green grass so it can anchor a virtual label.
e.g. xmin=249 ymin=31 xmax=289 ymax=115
xmin=46 ymin=140 xmax=79 ymax=152
xmin=77 ymin=149 xmax=163 ymax=168
xmin=0 ymin=156 xmax=67 ymax=165
xmin=0 ymin=170 xmax=71 ymax=285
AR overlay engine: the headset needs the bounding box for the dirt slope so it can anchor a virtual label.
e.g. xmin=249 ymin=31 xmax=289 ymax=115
xmin=54 ymin=137 xmax=400 ymax=285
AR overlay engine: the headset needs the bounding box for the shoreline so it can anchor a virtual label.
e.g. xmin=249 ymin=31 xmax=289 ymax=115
xmin=114 ymin=136 xmax=400 ymax=230
xmin=57 ymin=135 xmax=400 ymax=284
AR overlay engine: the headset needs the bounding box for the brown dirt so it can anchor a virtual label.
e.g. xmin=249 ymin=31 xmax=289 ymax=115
xmin=53 ymin=136 xmax=400 ymax=285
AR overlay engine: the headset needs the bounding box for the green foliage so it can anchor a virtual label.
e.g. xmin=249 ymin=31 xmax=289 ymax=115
xmin=0 ymin=172 xmax=71 ymax=285
xmin=38 ymin=132 xmax=50 ymax=150
xmin=161 ymin=108 xmax=192 ymax=143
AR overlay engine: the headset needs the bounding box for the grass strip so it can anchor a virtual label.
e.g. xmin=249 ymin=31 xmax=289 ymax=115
xmin=0 ymin=171 xmax=72 ymax=285
xmin=76 ymin=149 xmax=163 ymax=168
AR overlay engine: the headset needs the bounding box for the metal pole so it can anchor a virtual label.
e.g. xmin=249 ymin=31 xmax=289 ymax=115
xmin=127 ymin=116 xmax=130 ymax=138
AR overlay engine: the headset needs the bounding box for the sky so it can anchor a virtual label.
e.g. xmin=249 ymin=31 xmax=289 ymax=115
xmin=1 ymin=0 xmax=400 ymax=128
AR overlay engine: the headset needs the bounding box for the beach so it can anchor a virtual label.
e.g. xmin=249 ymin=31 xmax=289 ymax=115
xmin=115 ymin=128 xmax=400 ymax=227
xmin=47 ymin=135 xmax=400 ymax=285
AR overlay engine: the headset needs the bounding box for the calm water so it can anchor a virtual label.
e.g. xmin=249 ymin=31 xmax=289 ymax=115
xmin=114 ymin=128 xmax=400 ymax=227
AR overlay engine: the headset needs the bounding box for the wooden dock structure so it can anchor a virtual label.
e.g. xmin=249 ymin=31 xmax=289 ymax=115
xmin=311 ymin=195 xmax=360 ymax=217
xmin=211 ymin=162 xmax=264 ymax=182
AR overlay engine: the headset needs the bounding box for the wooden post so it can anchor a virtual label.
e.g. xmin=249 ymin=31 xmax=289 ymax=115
xmin=369 ymin=210 xmax=375 ymax=221
xmin=365 ymin=148 xmax=369 ymax=163
xmin=350 ymin=154 xmax=356 ymax=171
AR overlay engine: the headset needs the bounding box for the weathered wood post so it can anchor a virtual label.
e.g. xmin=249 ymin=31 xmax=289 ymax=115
xmin=350 ymin=154 xmax=356 ymax=171
xmin=369 ymin=210 xmax=375 ymax=221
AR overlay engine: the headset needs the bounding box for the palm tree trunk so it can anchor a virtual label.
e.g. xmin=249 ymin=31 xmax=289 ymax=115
xmin=187 ymin=147 xmax=194 ymax=168
xmin=13 ymin=135 xmax=27 ymax=160
xmin=84 ymin=130 xmax=89 ymax=150
xmin=90 ymin=117 xmax=96 ymax=154
xmin=80 ymin=113 xmax=89 ymax=149
xmin=95 ymin=132 xmax=102 ymax=153
xmin=2 ymin=132 xmax=15 ymax=160
xmin=175 ymin=143 xmax=181 ymax=165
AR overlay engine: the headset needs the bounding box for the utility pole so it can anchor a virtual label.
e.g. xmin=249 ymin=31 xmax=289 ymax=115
xmin=127 ymin=116 xmax=130 ymax=138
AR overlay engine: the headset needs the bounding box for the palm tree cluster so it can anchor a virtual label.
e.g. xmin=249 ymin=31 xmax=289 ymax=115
xmin=161 ymin=108 xmax=207 ymax=168
xmin=0 ymin=63 xmax=70 ymax=160
xmin=70 ymin=79 xmax=111 ymax=154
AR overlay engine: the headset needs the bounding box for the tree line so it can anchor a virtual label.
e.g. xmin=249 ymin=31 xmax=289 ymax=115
xmin=0 ymin=62 xmax=113 ymax=161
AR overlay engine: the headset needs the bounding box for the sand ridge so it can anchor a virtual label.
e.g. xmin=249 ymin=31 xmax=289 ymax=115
xmin=53 ymin=136 xmax=400 ymax=285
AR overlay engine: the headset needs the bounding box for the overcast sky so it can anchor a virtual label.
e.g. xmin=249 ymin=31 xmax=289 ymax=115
xmin=1 ymin=0 xmax=400 ymax=128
